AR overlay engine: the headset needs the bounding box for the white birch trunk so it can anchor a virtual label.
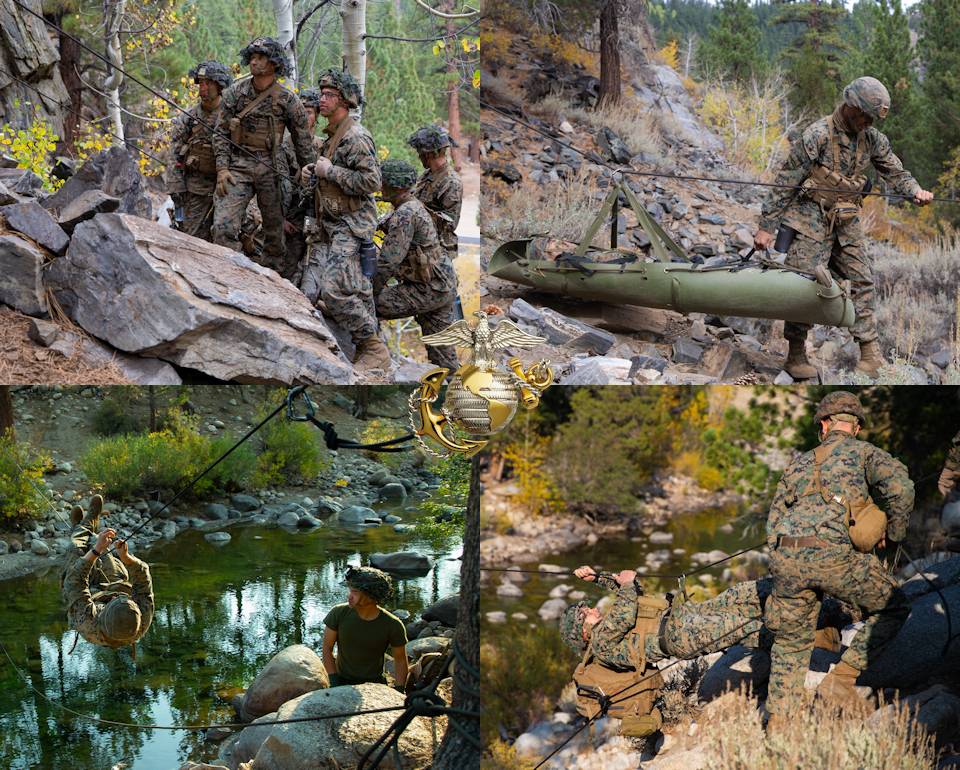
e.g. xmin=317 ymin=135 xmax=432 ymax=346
xmin=103 ymin=0 xmax=124 ymax=144
xmin=341 ymin=0 xmax=367 ymax=115
xmin=273 ymin=0 xmax=297 ymax=84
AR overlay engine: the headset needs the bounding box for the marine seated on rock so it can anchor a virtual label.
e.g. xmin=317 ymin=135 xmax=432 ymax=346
xmin=322 ymin=566 xmax=409 ymax=688
xmin=61 ymin=495 xmax=155 ymax=655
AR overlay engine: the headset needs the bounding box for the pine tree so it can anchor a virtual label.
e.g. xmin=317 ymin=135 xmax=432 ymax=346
xmin=697 ymin=0 xmax=765 ymax=83
xmin=918 ymin=0 xmax=960 ymax=187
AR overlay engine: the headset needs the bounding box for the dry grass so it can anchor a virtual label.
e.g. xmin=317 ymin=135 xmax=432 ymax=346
xmin=532 ymin=97 xmax=664 ymax=161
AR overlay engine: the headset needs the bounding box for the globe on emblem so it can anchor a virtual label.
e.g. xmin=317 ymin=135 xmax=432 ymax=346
xmin=444 ymin=368 xmax=519 ymax=436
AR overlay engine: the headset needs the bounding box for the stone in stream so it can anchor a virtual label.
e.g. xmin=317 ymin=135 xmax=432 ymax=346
xmin=205 ymin=503 xmax=229 ymax=520
xmin=486 ymin=611 xmax=507 ymax=624
xmin=297 ymin=514 xmax=322 ymax=528
xmin=204 ymin=532 xmax=232 ymax=546
xmin=240 ymin=644 xmax=329 ymax=722
xmin=230 ymin=494 xmax=261 ymax=512
xmin=369 ymin=551 xmax=432 ymax=573
xmin=421 ymin=594 xmax=458 ymax=627
xmin=538 ymin=598 xmax=568 ymax=621
xmin=338 ymin=504 xmax=377 ymax=524
xmin=315 ymin=498 xmax=342 ymax=518
xmin=161 ymin=521 xmax=177 ymax=539
xmin=277 ymin=511 xmax=300 ymax=528
xmin=30 ymin=539 xmax=50 ymax=556
xmin=379 ymin=482 xmax=407 ymax=500
xmin=497 ymin=581 xmax=523 ymax=598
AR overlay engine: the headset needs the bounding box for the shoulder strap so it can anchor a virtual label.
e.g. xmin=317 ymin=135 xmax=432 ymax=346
xmin=237 ymin=81 xmax=281 ymax=121
xmin=322 ymin=116 xmax=355 ymax=161
xmin=853 ymin=130 xmax=866 ymax=173
xmin=807 ymin=439 xmax=845 ymax=502
xmin=829 ymin=119 xmax=840 ymax=174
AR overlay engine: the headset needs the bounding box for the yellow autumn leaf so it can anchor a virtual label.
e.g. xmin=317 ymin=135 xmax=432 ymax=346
xmin=472 ymin=69 xmax=480 ymax=89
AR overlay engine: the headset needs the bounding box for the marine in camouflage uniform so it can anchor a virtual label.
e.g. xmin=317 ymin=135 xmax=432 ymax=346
xmin=939 ymin=430 xmax=960 ymax=498
xmin=375 ymin=159 xmax=459 ymax=370
xmin=764 ymin=390 xmax=914 ymax=721
xmin=212 ymin=37 xmax=316 ymax=274
xmin=755 ymin=77 xmax=933 ymax=379
xmin=297 ymin=69 xmax=387 ymax=371
xmin=165 ymin=61 xmax=233 ymax=241
xmin=61 ymin=496 xmax=154 ymax=650
xmin=408 ymin=125 xmax=463 ymax=264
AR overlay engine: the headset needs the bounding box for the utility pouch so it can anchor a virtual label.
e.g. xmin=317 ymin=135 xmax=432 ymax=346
xmin=844 ymin=496 xmax=887 ymax=553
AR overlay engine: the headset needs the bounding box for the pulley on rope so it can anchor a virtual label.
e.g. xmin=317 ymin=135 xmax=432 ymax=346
xmin=285 ymin=388 xmax=415 ymax=453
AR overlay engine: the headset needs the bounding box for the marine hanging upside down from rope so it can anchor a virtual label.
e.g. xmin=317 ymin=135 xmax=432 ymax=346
xmin=61 ymin=495 xmax=155 ymax=654
xmin=753 ymin=76 xmax=934 ymax=379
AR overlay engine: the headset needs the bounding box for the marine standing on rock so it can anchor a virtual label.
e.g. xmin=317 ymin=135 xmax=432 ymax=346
xmin=212 ymin=37 xmax=316 ymax=273
xmin=754 ymin=77 xmax=933 ymax=379
xmin=408 ymin=125 xmax=463 ymax=267
xmin=61 ymin=496 xmax=154 ymax=653
xmin=764 ymin=390 xmax=914 ymax=730
xmin=297 ymin=69 xmax=388 ymax=371
xmin=322 ymin=566 xmax=409 ymax=687
xmin=166 ymin=61 xmax=233 ymax=241
xmin=939 ymin=430 xmax=960 ymax=498
xmin=375 ymin=159 xmax=460 ymax=370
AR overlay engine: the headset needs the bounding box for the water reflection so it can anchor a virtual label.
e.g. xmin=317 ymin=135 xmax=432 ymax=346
xmin=0 ymin=511 xmax=461 ymax=770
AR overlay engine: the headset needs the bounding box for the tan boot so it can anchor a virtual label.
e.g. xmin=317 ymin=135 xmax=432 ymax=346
xmin=80 ymin=494 xmax=104 ymax=530
xmin=784 ymin=338 xmax=818 ymax=380
xmin=817 ymin=661 xmax=862 ymax=707
xmin=814 ymin=626 xmax=842 ymax=654
xmin=855 ymin=340 xmax=884 ymax=377
xmin=354 ymin=336 xmax=391 ymax=371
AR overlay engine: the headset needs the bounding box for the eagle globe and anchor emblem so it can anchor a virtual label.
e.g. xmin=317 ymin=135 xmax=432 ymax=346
xmin=409 ymin=311 xmax=554 ymax=455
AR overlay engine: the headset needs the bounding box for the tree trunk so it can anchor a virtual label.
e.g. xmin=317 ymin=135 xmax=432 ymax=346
xmin=44 ymin=9 xmax=82 ymax=155
xmin=598 ymin=0 xmax=622 ymax=108
xmin=341 ymin=0 xmax=367 ymax=114
xmin=444 ymin=0 xmax=463 ymax=170
xmin=433 ymin=455 xmax=480 ymax=768
xmin=273 ymin=0 xmax=298 ymax=85
xmin=102 ymin=0 xmax=125 ymax=143
xmin=0 ymin=386 xmax=13 ymax=441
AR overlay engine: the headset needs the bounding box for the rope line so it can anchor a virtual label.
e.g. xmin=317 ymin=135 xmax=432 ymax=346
xmin=481 ymin=100 xmax=960 ymax=205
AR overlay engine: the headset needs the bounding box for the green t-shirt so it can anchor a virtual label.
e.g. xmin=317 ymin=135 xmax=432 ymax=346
xmin=324 ymin=603 xmax=408 ymax=683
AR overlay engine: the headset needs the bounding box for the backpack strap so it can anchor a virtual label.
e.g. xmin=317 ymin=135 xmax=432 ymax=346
xmin=322 ymin=115 xmax=355 ymax=161
xmin=237 ymin=81 xmax=281 ymax=121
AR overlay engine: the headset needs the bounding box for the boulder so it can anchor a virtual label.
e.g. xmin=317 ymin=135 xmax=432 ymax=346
xmin=339 ymin=505 xmax=378 ymax=524
xmin=379 ymin=482 xmax=407 ymax=500
xmin=596 ymin=126 xmax=633 ymax=164
xmin=497 ymin=581 xmax=523 ymax=598
xmin=46 ymin=214 xmax=352 ymax=384
xmin=55 ymin=189 xmax=120 ymax=234
xmin=405 ymin=636 xmax=450 ymax=658
xmin=42 ymin=146 xmax=152 ymax=221
xmin=240 ymin=644 xmax=330 ymax=722
xmin=277 ymin=511 xmax=300 ymax=528
xmin=220 ymin=712 xmax=278 ymax=770
xmin=561 ymin=357 xmax=633 ymax=385
xmin=161 ymin=521 xmax=177 ymax=539
xmin=241 ymin=684 xmax=433 ymax=770
xmin=369 ymin=551 xmax=433 ymax=573
xmin=30 ymin=539 xmax=50 ymax=556
xmin=315 ymin=498 xmax=342 ymax=518
xmin=0 ymin=235 xmax=47 ymax=315
xmin=508 ymin=301 xmax=615 ymax=355
xmin=231 ymin=494 xmax=261 ymax=512
xmin=44 ymin=329 xmax=182 ymax=384
xmin=0 ymin=181 xmax=17 ymax=206
xmin=206 ymin=503 xmax=230 ymax=520
xmin=421 ymin=595 xmax=458 ymax=627
xmin=0 ymin=201 xmax=69 ymax=254
xmin=538 ymin=598 xmax=568 ymax=621
xmin=204 ymin=532 xmax=231 ymax=546
xmin=297 ymin=514 xmax=322 ymax=528
xmin=697 ymin=645 xmax=770 ymax=701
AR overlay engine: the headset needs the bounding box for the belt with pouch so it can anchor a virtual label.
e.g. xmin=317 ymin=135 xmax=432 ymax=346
xmin=776 ymin=535 xmax=834 ymax=549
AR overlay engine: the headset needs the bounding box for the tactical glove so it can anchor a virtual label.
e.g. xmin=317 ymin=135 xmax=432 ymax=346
xmin=939 ymin=466 xmax=959 ymax=497
xmin=216 ymin=169 xmax=235 ymax=197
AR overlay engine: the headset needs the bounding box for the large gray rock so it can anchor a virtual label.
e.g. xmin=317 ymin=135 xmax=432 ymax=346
xmin=55 ymin=189 xmax=120 ymax=233
xmin=369 ymin=551 xmax=432 ymax=573
xmin=231 ymin=494 xmax=261 ymax=512
xmin=0 ymin=234 xmax=46 ymax=315
xmin=42 ymin=147 xmax=151 ymax=220
xmin=46 ymin=214 xmax=352 ymax=384
xmin=0 ymin=201 xmax=68 ymax=254
xmin=421 ymin=595 xmax=459 ymax=627
xmin=241 ymin=684 xmax=434 ymax=770
xmin=45 ymin=328 xmax=182 ymax=384
xmin=338 ymin=505 xmax=379 ymax=524
xmin=0 ymin=181 xmax=17 ymax=206
xmin=697 ymin=645 xmax=770 ymax=701
xmin=30 ymin=539 xmax=50 ymax=556
xmin=204 ymin=532 xmax=231 ymax=546
xmin=219 ymin=712 xmax=278 ymax=770
xmin=241 ymin=644 xmax=329 ymax=722
xmin=508 ymin=300 xmax=615 ymax=354
xmin=561 ymin=356 xmax=633 ymax=385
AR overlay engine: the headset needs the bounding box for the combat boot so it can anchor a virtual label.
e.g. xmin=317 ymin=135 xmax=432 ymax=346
xmin=855 ymin=340 xmax=884 ymax=377
xmin=817 ymin=661 xmax=862 ymax=707
xmin=784 ymin=338 xmax=818 ymax=380
xmin=354 ymin=336 xmax=391 ymax=372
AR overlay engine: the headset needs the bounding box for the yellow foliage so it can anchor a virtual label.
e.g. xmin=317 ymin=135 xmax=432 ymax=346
xmin=530 ymin=33 xmax=594 ymax=72
xmin=483 ymin=741 xmax=535 ymax=770
xmin=480 ymin=29 xmax=513 ymax=66
xmin=656 ymin=39 xmax=680 ymax=70
xmin=700 ymin=84 xmax=787 ymax=175
xmin=334 ymin=478 xmax=349 ymax=487
xmin=0 ymin=121 xmax=62 ymax=192
xmin=500 ymin=435 xmax=560 ymax=516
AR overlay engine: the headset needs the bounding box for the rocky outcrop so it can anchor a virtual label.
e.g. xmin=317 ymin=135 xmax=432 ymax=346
xmin=46 ymin=213 xmax=353 ymax=383
xmin=0 ymin=235 xmax=46 ymax=315
xmin=43 ymin=146 xmax=152 ymax=221
xmin=240 ymin=645 xmax=329 ymax=722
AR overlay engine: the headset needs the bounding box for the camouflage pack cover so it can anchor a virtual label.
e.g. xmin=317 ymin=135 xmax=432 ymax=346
xmin=560 ymin=601 xmax=589 ymax=653
xmin=814 ymin=390 xmax=867 ymax=427
xmin=344 ymin=566 xmax=393 ymax=604
xmin=843 ymin=77 xmax=890 ymax=121
xmin=317 ymin=68 xmax=363 ymax=108
xmin=407 ymin=125 xmax=456 ymax=152
xmin=380 ymin=158 xmax=418 ymax=189
xmin=299 ymin=88 xmax=322 ymax=108
xmin=189 ymin=60 xmax=234 ymax=89
xmin=240 ymin=37 xmax=290 ymax=76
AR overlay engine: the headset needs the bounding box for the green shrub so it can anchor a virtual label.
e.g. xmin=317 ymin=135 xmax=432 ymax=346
xmin=253 ymin=417 xmax=326 ymax=488
xmin=92 ymin=396 xmax=143 ymax=436
xmin=0 ymin=430 xmax=52 ymax=521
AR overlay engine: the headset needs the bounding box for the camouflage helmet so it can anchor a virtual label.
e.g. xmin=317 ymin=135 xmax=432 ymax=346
xmin=559 ymin=601 xmax=589 ymax=653
xmin=299 ymin=88 xmax=322 ymax=109
xmin=316 ymin=68 xmax=363 ymax=108
xmin=344 ymin=565 xmax=393 ymax=604
xmin=407 ymin=125 xmax=457 ymax=153
xmin=814 ymin=390 xmax=867 ymax=427
xmin=100 ymin=597 xmax=142 ymax=645
xmin=240 ymin=37 xmax=290 ymax=76
xmin=380 ymin=158 xmax=418 ymax=189
xmin=843 ymin=77 xmax=890 ymax=121
xmin=189 ymin=60 xmax=234 ymax=90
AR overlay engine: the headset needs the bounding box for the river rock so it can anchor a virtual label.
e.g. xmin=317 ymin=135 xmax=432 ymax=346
xmin=338 ymin=505 xmax=377 ymax=524
xmin=240 ymin=644 xmax=330 ymax=722
xmin=0 ymin=201 xmax=69 ymax=254
xmin=370 ymin=551 xmax=432 ymax=572
xmin=538 ymin=598 xmax=568 ymax=621
xmin=277 ymin=511 xmax=299 ymax=528
xmin=382 ymin=514 xmax=401 ymax=524
xmin=297 ymin=514 xmax=322 ymax=528
xmin=497 ymin=581 xmax=523 ymax=598
xmin=315 ymin=498 xmax=342 ymax=517
xmin=0 ymin=540 xmax=8 ymax=555
xmin=46 ymin=213 xmax=352 ymax=384
xmin=231 ymin=494 xmax=261 ymax=512
xmin=0 ymin=235 xmax=47 ymax=315
xmin=421 ymin=594 xmax=458 ymax=627
xmin=30 ymin=539 xmax=50 ymax=556
xmin=42 ymin=146 xmax=152 ymax=221
xmin=379 ymin=482 xmax=407 ymax=500
xmin=239 ymin=684 xmax=433 ymax=770
xmin=220 ymin=712 xmax=278 ymax=769
xmin=405 ymin=636 xmax=450 ymax=658
xmin=204 ymin=532 xmax=231 ymax=546
xmin=206 ymin=503 xmax=230 ymax=520
xmin=486 ymin=611 xmax=507 ymax=623
xmin=161 ymin=521 xmax=177 ymax=539
xmin=649 ymin=531 xmax=673 ymax=544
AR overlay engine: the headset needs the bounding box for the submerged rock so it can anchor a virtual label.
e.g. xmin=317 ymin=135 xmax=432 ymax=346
xmin=421 ymin=595 xmax=458 ymax=627
xmin=204 ymin=532 xmax=231 ymax=546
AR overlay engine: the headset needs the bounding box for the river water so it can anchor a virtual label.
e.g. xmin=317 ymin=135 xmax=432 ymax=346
xmin=0 ymin=507 xmax=462 ymax=770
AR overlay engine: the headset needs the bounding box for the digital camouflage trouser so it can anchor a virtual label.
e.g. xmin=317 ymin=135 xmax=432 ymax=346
xmin=180 ymin=190 xmax=215 ymax=242
xmin=764 ymin=544 xmax=909 ymax=716
xmin=299 ymin=224 xmax=377 ymax=344
xmin=784 ymin=222 xmax=877 ymax=344
xmin=212 ymin=156 xmax=287 ymax=274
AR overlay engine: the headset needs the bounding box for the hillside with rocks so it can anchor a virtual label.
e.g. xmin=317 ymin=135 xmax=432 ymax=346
xmin=480 ymin=29 xmax=960 ymax=386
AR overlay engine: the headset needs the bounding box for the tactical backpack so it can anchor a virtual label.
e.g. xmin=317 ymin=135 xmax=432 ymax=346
xmin=181 ymin=110 xmax=218 ymax=177
xmin=801 ymin=119 xmax=868 ymax=231
xmin=573 ymin=593 xmax=668 ymax=737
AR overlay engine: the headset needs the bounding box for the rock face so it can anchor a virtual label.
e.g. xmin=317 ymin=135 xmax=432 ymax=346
xmin=46 ymin=214 xmax=353 ymax=383
xmin=43 ymin=147 xmax=152 ymax=221
xmin=0 ymin=235 xmax=46 ymax=315
xmin=0 ymin=202 xmax=69 ymax=254
xmin=240 ymin=684 xmax=434 ymax=770
xmin=241 ymin=645 xmax=330 ymax=722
